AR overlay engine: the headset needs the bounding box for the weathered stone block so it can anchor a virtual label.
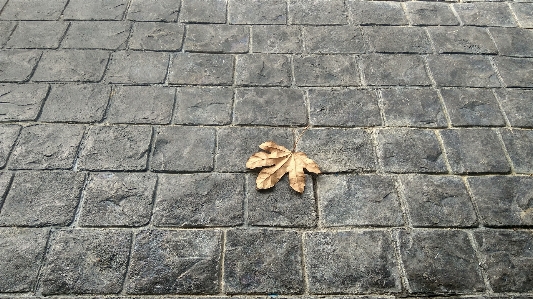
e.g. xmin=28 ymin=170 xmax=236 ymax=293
xmin=0 ymin=21 xmax=16 ymax=47
xmin=490 ymin=28 xmax=533 ymax=57
xmin=428 ymin=27 xmax=497 ymax=54
xmin=0 ymin=170 xmax=12 ymax=199
xmin=235 ymin=54 xmax=291 ymax=86
xmin=294 ymin=55 xmax=360 ymax=86
xmin=33 ymin=50 xmax=109 ymax=82
xmin=361 ymin=54 xmax=430 ymax=86
xmin=512 ymin=3 xmax=533 ymax=28
xmin=501 ymin=129 xmax=533 ymax=174
xmin=168 ymin=53 xmax=234 ymax=85
xmin=174 ymin=87 xmax=232 ymax=125
xmin=229 ymin=0 xmax=286 ymax=24
xmin=0 ymin=50 xmax=41 ymax=82
xmin=63 ymin=0 xmax=129 ymax=20
xmin=129 ymin=22 xmax=184 ymax=51
xmin=185 ymin=24 xmax=249 ymax=53
xmin=494 ymin=57 xmax=533 ymax=87
xmin=454 ymin=3 xmax=516 ymax=27
xmin=0 ymin=125 xmax=20 ymax=168
xmin=179 ymin=0 xmax=227 ymax=23
xmin=252 ymin=25 xmax=302 ymax=53
xmin=0 ymin=0 xmax=68 ymax=20
xmin=0 ymin=83 xmax=48 ymax=121
xmin=6 ymin=21 xmax=68 ymax=49
xmin=289 ymin=0 xmax=347 ymax=25
xmin=127 ymin=0 xmax=180 ymax=21
xmin=496 ymin=89 xmax=533 ymax=127
xmin=106 ymin=51 xmax=169 ymax=84
xmin=62 ymin=21 xmax=131 ymax=50
xmin=427 ymin=55 xmax=500 ymax=87
xmin=348 ymin=1 xmax=407 ymax=25
xmin=303 ymin=26 xmax=365 ymax=54
xmin=365 ymin=27 xmax=432 ymax=54
xmin=405 ymin=2 xmax=459 ymax=26
xmin=440 ymin=88 xmax=505 ymax=126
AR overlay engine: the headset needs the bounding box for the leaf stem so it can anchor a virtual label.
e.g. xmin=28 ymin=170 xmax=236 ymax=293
xmin=293 ymin=124 xmax=310 ymax=152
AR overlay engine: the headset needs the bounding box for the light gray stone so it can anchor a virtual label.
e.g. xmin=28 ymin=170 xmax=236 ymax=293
xmin=174 ymin=87 xmax=233 ymax=125
xmin=0 ymin=21 xmax=16 ymax=47
xmin=105 ymin=51 xmax=169 ymax=84
xmin=0 ymin=83 xmax=48 ymax=121
xmin=512 ymin=3 xmax=533 ymax=28
xmin=294 ymin=55 xmax=360 ymax=86
xmin=168 ymin=53 xmax=234 ymax=85
xmin=127 ymin=0 xmax=181 ymax=22
xmin=427 ymin=55 xmax=500 ymax=87
xmin=32 ymin=50 xmax=109 ymax=82
xmin=303 ymin=26 xmax=366 ymax=54
xmin=501 ymin=129 xmax=533 ymax=174
xmin=6 ymin=21 xmax=68 ymax=49
xmin=63 ymin=0 xmax=129 ymax=20
xmin=347 ymin=0 xmax=408 ymax=25
xmin=129 ymin=22 xmax=184 ymax=51
xmin=252 ymin=25 xmax=302 ymax=53
xmin=235 ymin=54 xmax=291 ymax=86
xmin=494 ymin=57 xmax=533 ymax=87
xmin=184 ymin=24 xmax=249 ymax=53
xmin=179 ymin=0 xmax=227 ymax=23
xmin=405 ymin=2 xmax=459 ymax=26
xmin=454 ymin=3 xmax=517 ymax=27
xmin=490 ymin=28 xmax=533 ymax=57
xmin=361 ymin=54 xmax=430 ymax=86
xmin=496 ymin=89 xmax=533 ymax=127
xmin=364 ymin=26 xmax=432 ymax=54
xmin=428 ymin=27 xmax=498 ymax=54
xmin=0 ymin=0 xmax=68 ymax=20
xmin=0 ymin=50 xmax=41 ymax=82
xmin=62 ymin=21 xmax=131 ymax=50
xmin=0 ymin=125 xmax=21 ymax=168
xmin=289 ymin=0 xmax=347 ymax=25
xmin=228 ymin=0 xmax=287 ymax=24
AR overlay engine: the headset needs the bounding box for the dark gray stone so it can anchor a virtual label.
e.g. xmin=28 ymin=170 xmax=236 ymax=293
xmin=106 ymin=86 xmax=175 ymax=124
xmin=490 ymin=28 xmax=533 ymax=57
xmin=78 ymin=172 xmax=157 ymax=227
xmin=235 ymin=54 xmax=291 ymax=86
xmin=6 ymin=21 xmax=68 ymax=49
xmin=468 ymin=176 xmax=533 ymax=226
xmin=129 ymin=22 xmax=185 ymax=51
xmin=63 ymin=0 xmax=129 ymax=20
xmin=0 ymin=125 xmax=20 ymax=168
xmin=229 ymin=0 xmax=286 ymax=24
xmin=151 ymin=126 xmax=215 ymax=172
xmin=184 ymin=24 xmax=249 ymax=53
xmin=0 ymin=83 xmax=48 ymax=121
xmin=400 ymin=230 xmax=485 ymax=293
xmin=105 ymin=51 xmax=169 ymax=84
xmin=405 ymin=2 xmax=459 ymax=26
xmin=233 ymin=88 xmax=306 ymax=125
xmin=305 ymin=230 xmax=401 ymax=294
xmin=0 ymin=171 xmax=85 ymax=226
xmin=8 ymin=124 xmax=85 ymax=170
xmin=494 ymin=57 xmax=533 ymax=88
xmin=361 ymin=54 xmax=430 ymax=86
xmin=0 ymin=21 xmax=16 ymax=47
xmin=497 ymin=89 xmax=533 ymax=127
xmin=224 ymin=229 xmax=303 ymax=294
xmin=127 ymin=0 xmax=181 ymax=22
xmin=179 ymin=0 xmax=227 ymax=23
xmin=501 ymin=129 xmax=533 ymax=174
xmin=474 ymin=230 xmax=533 ymax=292
xmin=512 ymin=3 xmax=533 ymax=28
xmin=247 ymin=174 xmax=316 ymax=227
xmin=32 ymin=50 xmax=109 ymax=82
xmin=251 ymin=25 xmax=302 ymax=53
xmin=427 ymin=55 xmax=500 ymax=87
xmin=440 ymin=88 xmax=505 ymax=126
xmin=41 ymin=229 xmax=131 ymax=295
xmin=303 ymin=26 xmax=366 ymax=54
xmin=62 ymin=21 xmax=131 ymax=50
xmin=428 ymin=27 xmax=498 ymax=54
xmin=0 ymin=227 xmax=49 ymax=292
xmin=0 ymin=0 xmax=68 ymax=20
xmin=77 ymin=125 xmax=152 ymax=171
xmin=289 ymin=0 xmax=347 ymax=25
xmin=347 ymin=1 xmax=408 ymax=25
xmin=168 ymin=53 xmax=234 ymax=85
xmin=174 ymin=87 xmax=233 ymax=125
xmin=377 ymin=128 xmax=447 ymax=173
xmin=0 ymin=50 xmax=41 ymax=82
xmin=309 ymin=88 xmax=382 ymax=127
xmin=365 ymin=27 xmax=432 ymax=54
xmin=440 ymin=128 xmax=510 ymax=174
xmin=381 ymin=88 xmax=447 ymax=128
xmin=454 ymin=3 xmax=517 ymax=27
xmin=126 ymin=229 xmax=222 ymax=294
xmin=317 ymin=174 xmax=403 ymax=227
xmin=400 ymin=174 xmax=477 ymax=227
xmin=294 ymin=55 xmax=360 ymax=86
xmin=153 ymin=173 xmax=244 ymax=227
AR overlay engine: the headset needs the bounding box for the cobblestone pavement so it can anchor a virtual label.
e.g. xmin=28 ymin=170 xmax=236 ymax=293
xmin=0 ymin=0 xmax=533 ymax=298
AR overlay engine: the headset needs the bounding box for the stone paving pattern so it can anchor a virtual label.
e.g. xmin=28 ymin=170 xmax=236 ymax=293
xmin=0 ymin=0 xmax=532 ymax=298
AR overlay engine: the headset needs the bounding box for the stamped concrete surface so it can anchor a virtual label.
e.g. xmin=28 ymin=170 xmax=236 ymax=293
xmin=0 ymin=0 xmax=533 ymax=298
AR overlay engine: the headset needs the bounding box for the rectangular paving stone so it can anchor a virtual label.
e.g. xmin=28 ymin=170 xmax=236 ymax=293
xmin=0 ymin=83 xmax=48 ymax=121
xmin=151 ymin=126 xmax=215 ymax=172
xmin=454 ymin=3 xmax=516 ymax=27
xmin=468 ymin=176 xmax=533 ymax=226
xmin=129 ymin=22 xmax=184 ymax=51
xmin=8 ymin=124 xmax=85 ymax=170
xmin=427 ymin=55 xmax=500 ymax=87
xmin=309 ymin=88 xmax=382 ymax=127
xmin=61 ymin=21 xmax=131 ymax=50
xmin=440 ymin=88 xmax=505 ymax=126
xmin=501 ymin=129 xmax=533 ymax=174
xmin=440 ymin=128 xmax=510 ymax=174
xmin=405 ymin=2 xmax=459 ymax=26
xmin=168 ymin=53 xmax=234 ymax=85
xmin=294 ymin=55 xmax=360 ymax=86
xmin=229 ymin=0 xmax=286 ymax=24
xmin=63 ymin=0 xmax=129 ymax=20
xmin=489 ymin=28 xmax=533 ymax=57
xmin=317 ymin=174 xmax=403 ymax=227
xmin=78 ymin=172 xmax=157 ymax=227
xmin=381 ymin=88 xmax=447 ymax=128
xmin=174 ymin=87 xmax=233 ymax=125
xmin=289 ymin=0 xmax=347 ymax=25
xmin=347 ymin=1 xmax=408 ymax=25
xmin=0 ymin=125 xmax=20 ymax=168
xmin=153 ymin=173 xmax=244 ymax=227
xmin=305 ymin=230 xmax=400 ymax=294
xmin=184 ymin=24 xmax=249 ymax=53
xmin=303 ymin=26 xmax=366 ymax=54
xmin=251 ymin=25 xmax=302 ymax=53
xmin=235 ymin=54 xmax=291 ymax=86
xmin=0 ymin=50 xmax=41 ymax=82
xmin=428 ymin=27 xmax=497 ymax=54
xmin=105 ymin=51 xmax=169 ymax=84
xmin=378 ymin=128 xmax=447 ymax=173
xmin=233 ymin=88 xmax=306 ymax=125
xmin=365 ymin=27 xmax=432 ymax=54
xmin=179 ymin=0 xmax=227 ymax=23
xmin=494 ymin=57 xmax=533 ymax=87
xmin=474 ymin=230 xmax=533 ymax=292
xmin=361 ymin=54 xmax=430 ymax=86
xmin=0 ymin=0 xmax=68 ymax=20
xmin=0 ymin=171 xmax=85 ymax=226
xmin=6 ymin=21 xmax=68 ymax=49
xmin=0 ymin=227 xmax=49 ymax=292
xmin=126 ymin=229 xmax=222 ymax=294
xmin=496 ymin=89 xmax=533 ymax=127
xmin=41 ymin=229 xmax=131 ymax=295
xmin=32 ymin=50 xmax=109 ymax=82
xmin=399 ymin=230 xmax=485 ymax=293
xmin=0 ymin=21 xmax=16 ymax=47
xmin=127 ymin=0 xmax=180 ymax=22
xmin=225 ymin=229 xmax=303 ymax=294
xmin=77 ymin=125 xmax=152 ymax=171
xmin=106 ymin=86 xmax=175 ymax=124
xmin=512 ymin=3 xmax=533 ymax=28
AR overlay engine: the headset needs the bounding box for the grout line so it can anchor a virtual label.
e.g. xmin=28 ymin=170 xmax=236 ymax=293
xmin=33 ymin=227 xmax=54 ymax=297
xmin=462 ymin=176 xmax=484 ymax=228
xmin=491 ymin=89 xmax=512 ymax=129
xmin=71 ymin=125 xmax=89 ymax=172
xmin=394 ymin=176 xmax=413 ymax=228
xmin=242 ymin=174 xmax=249 ymax=227
xmin=55 ymin=21 xmax=71 ymax=49
xmin=312 ymin=174 xmax=320 ymax=229
xmin=70 ymin=172 xmax=89 ymax=227
xmin=392 ymin=229 xmax=411 ymax=293
xmin=120 ymin=230 xmax=136 ymax=295
xmin=375 ymin=89 xmax=386 ymax=126
xmin=494 ymin=127 xmax=516 ymax=175
xmin=146 ymin=174 xmax=160 ymax=228
xmin=435 ymin=88 xmax=453 ymax=128
xmin=301 ymin=232 xmax=310 ymax=295
xmin=466 ymin=230 xmax=494 ymax=294
xmin=486 ymin=58 xmax=506 ymax=88
xmin=434 ymin=130 xmax=453 ymax=174
xmin=0 ymin=171 xmax=15 ymax=213
xmin=449 ymin=4 xmax=464 ymax=26
xmin=400 ymin=2 xmax=412 ymax=26
xmin=145 ymin=125 xmax=156 ymax=172
xmin=219 ymin=229 xmax=227 ymax=294
xmin=371 ymin=128 xmax=384 ymax=174
xmin=99 ymin=85 xmax=115 ymax=123
xmin=506 ymin=2 xmax=522 ymax=28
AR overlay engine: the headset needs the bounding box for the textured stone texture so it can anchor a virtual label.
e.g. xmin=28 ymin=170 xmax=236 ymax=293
xmin=129 ymin=22 xmax=184 ymax=51
xmin=428 ymin=27 xmax=498 ymax=54
xmin=405 ymin=2 xmax=459 ymax=26
xmin=63 ymin=0 xmax=129 ymax=20
xmin=228 ymin=0 xmax=286 ymax=24
xmin=252 ymin=25 xmax=302 ymax=53
xmin=6 ymin=21 xmax=68 ymax=49
xmin=185 ymin=24 xmax=249 ymax=53
xmin=180 ymin=0 xmax=227 ymax=23
xmin=440 ymin=88 xmax=505 ymax=127
xmin=169 ymin=53 xmax=234 ymax=85
xmin=364 ymin=27 xmax=432 ymax=54
xmin=512 ymin=3 xmax=533 ymax=28
xmin=347 ymin=1 xmax=407 ymax=25
xmin=289 ymin=0 xmax=347 ymax=25
xmin=494 ymin=57 xmax=533 ymax=87
xmin=174 ymin=87 xmax=233 ymax=125
xmin=294 ymin=55 xmax=360 ymax=86
xmin=496 ymin=89 xmax=533 ymax=127
xmin=0 ymin=21 xmax=16 ymax=47
xmin=490 ymin=28 xmax=533 ymax=57
xmin=32 ymin=50 xmax=109 ymax=82
xmin=0 ymin=83 xmax=48 ymax=121
xmin=235 ymin=54 xmax=291 ymax=86
xmin=427 ymin=55 xmax=500 ymax=87
xmin=62 ymin=21 xmax=131 ymax=50
xmin=127 ymin=0 xmax=181 ymax=22
xmin=0 ymin=50 xmax=41 ymax=82
xmin=0 ymin=125 xmax=20 ymax=169
xmin=361 ymin=54 xmax=430 ymax=86
xmin=501 ymin=129 xmax=533 ymax=174
xmin=0 ymin=0 xmax=68 ymax=20
xmin=454 ymin=3 xmax=516 ymax=27
xmin=106 ymin=51 xmax=169 ymax=84
xmin=0 ymin=172 xmax=11 ymax=200
xmin=303 ymin=26 xmax=365 ymax=54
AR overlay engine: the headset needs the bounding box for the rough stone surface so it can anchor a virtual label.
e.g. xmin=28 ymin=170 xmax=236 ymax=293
xmin=294 ymin=55 xmax=360 ymax=86
xmin=228 ymin=0 xmax=286 ymax=24
xmin=427 ymin=55 xmax=500 ymax=87
xmin=0 ymin=83 xmax=48 ymax=121
xmin=494 ymin=57 xmax=533 ymax=87
xmin=106 ymin=51 xmax=169 ymax=84
xmin=168 ymin=53 xmax=234 ymax=85
xmin=289 ymin=0 xmax=347 ymax=25
xmin=496 ymin=89 xmax=533 ymax=127
xmin=0 ymin=21 xmax=16 ymax=47
xmin=63 ymin=0 xmax=129 ymax=20
xmin=180 ymin=0 xmax=227 ymax=23
xmin=252 ymin=25 xmax=302 ymax=53
xmin=303 ymin=26 xmax=366 ymax=54
xmin=184 ymin=24 xmax=249 ymax=53
xmin=428 ymin=27 xmax=498 ymax=54
xmin=127 ymin=0 xmax=181 ymax=22
xmin=454 ymin=3 xmax=517 ymax=27
xmin=62 ymin=21 xmax=131 ymax=50
xmin=361 ymin=54 xmax=430 ymax=86
xmin=32 ymin=50 xmax=109 ymax=82
xmin=512 ymin=3 xmax=533 ymax=28
xmin=174 ymin=87 xmax=233 ymax=125
xmin=0 ymin=50 xmax=41 ymax=82
xmin=347 ymin=1 xmax=407 ymax=25
xmin=440 ymin=88 xmax=505 ymax=126
xmin=0 ymin=0 xmax=68 ymax=20
xmin=6 ymin=21 xmax=68 ymax=49
xmin=0 ymin=125 xmax=20 ymax=168
xmin=235 ymin=54 xmax=291 ymax=86
xmin=364 ymin=27 xmax=432 ymax=54
xmin=490 ymin=28 xmax=533 ymax=57
xmin=501 ymin=129 xmax=533 ymax=174
xmin=0 ymin=172 xmax=11 ymax=200
xmin=129 ymin=22 xmax=185 ymax=51
xmin=405 ymin=2 xmax=459 ymax=26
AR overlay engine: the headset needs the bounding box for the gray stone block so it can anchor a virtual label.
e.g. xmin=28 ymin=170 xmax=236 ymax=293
xmin=294 ymin=55 xmax=360 ymax=86
xmin=229 ymin=0 xmax=286 ymax=24
xmin=377 ymin=128 xmax=447 ymax=173
xmin=361 ymin=54 xmax=430 ymax=86
xmin=235 ymin=54 xmax=291 ymax=86
xmin=440 ymin=128 xmax=510 ymax=174
xmin=405 ymin=2 xmax=459 ymax=26
xmin=106 ymin=86 xmax=175 ymax=124
xmin=512 ymin=3 xmax=533 ymax=28
xmin=32 ymin=50 xmax=109 ymax=82
xmin=127 ymin=0 xmax=181 ymax=22
xmin=63 ymin=0 xmax=129 ymax=20
xmin=468 ymin=176 xmax=533 ymax=226
xmin=126 ymin=229 xmax=222 ymax=294
xmin=427 ymin=55 xmax=500 ymax=87
xmin=0 ymin=171 xmax=85 ymax=226
xmin=78 ymin=172 xmax=157 ymax=227
xmin=129 ymin=22 xmax=184 ymax=51
xmin=490 ymin=28 xmax=533 ymax=57
xmin=0 ymin=21 xmax=16 ymax=47
xmin=400 ymin=230 xmax=485 ymax=293
xmin=233 ymin=88 xmax=306 ymax=125
xmin=0 ymin=83 xmax=48 ymax=121
xmin=454 ymin=3 xmax=517 ymax=27
xmin=305 ymin=230 xmax=401 ymax=294
xmin=494 ymin=57 xmax=533 ymax=87
xmin=151 ymin=126 xmax=215 ymax=172
xmin=0 ymin=227 xmax=49 ymax=292
xmin=303 ymin=26 xmax=366 ymax=54
xmin=381 ymin=88 xmax=447 ymax=128
xmin=153 ymin=173 xmax=244 ymax=227
xmin=6 ymin=21 xmax=68 ymax=49
xmin=105 ymin=51 xmax=169 ymax=84
xmin=428 ymin=27 xmax=497 ymax=54
xmin=0 ymin=125 xmax=21 ymax=168
xmin=400 ymin=174 xmax=477 ymax=227
xmin=317 ymin=174 xmax=403 ymax=227
xmin=62 ymin=21 xmax=131 ymax=50
xmin=309 ymin=88 xmax=382 ymax=127
xmin=289 ymin=0 xmax=347 ymax=25
xmin=252 ymin=25 xmax=302 ymax=53
xmin=8 ymin=124 xmax=85 ymax=170
xmin=365 ymin=27 xmax=432 ymax=54
xmin=496 ymin=89 xmax=533 ymax=127
xmin=184 ymin=24 xmax=249 ymax=53
xmin=246 ymin=174 xmax=316 ymax=227
xmin=347 ymin=1 xmax=407 ymax=25
xmin=77 ymin=125 xmax=152 ymax=171
xmin=224 ymin=229 xmax=303 ymax=294
xmin=0 ymin=50 xmax=41 ymax=82
xmin=0 ymin=171 xmax=11 ymax=200
xmin=474 ymin=230 xmax=533 ymax=292
xmin=41 ymin=229 xmax=131 ymax=295
xmin=440 ymin=88 xmax=505 ymax=126
xmin=174 ymin=87 xmax=233 ymax=125
xmin=168 ymin=53 xmax=234 ymax=85
xmin=0 ymin=0 xmax=68 ymax=20
xmin=180 ymin=0 xmax=227 ymax=23
xmin=501 ymin=129 xmax=533 ymax=174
